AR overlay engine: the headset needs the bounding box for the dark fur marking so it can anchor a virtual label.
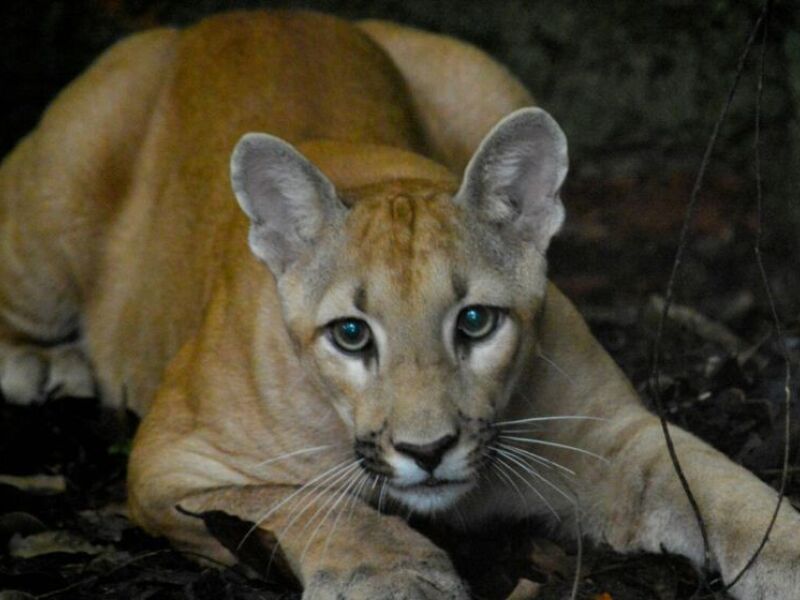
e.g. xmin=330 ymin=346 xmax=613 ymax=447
xmin=451 ymin=274 xmax=468 ymax=302
xmin=353 ymin=285 xmax=367 ymax=313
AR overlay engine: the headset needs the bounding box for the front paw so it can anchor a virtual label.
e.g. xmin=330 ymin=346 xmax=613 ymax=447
xmin=303 ymin=556 xmax=468 ymax=600
xmin=725 ymin=548 xmax=800 ymax=600
xmin=722 ymin=518 xmax=800 ymax=600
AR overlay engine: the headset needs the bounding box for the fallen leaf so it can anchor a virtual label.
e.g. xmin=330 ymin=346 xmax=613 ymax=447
xmin=506 ymin=577 xmax=541 ymax=599
xmin=175 ymin=505 xmax=301 ymax=590
xmin=0 ymin=474 xmax=65 ymax=495
xmin=0 ymin=511 xmax=46 ymax=541
xmin=8 ymin=530 xmax=109 ymax=558
xmin=528 ymin=537 xmax=571 ymax=579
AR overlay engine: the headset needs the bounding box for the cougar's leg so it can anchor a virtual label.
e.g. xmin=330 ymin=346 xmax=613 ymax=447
xmin=0 ymin=28 xmax=177 ymax=404
xmin=129 ymin=391 xmax=468 ymax=600
xmin=358 ymin=20 xmax=533 ymax=174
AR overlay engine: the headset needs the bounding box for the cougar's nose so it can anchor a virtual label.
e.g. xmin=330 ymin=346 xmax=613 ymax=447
xmin=393 ymin=433 xmax=458 ymax=473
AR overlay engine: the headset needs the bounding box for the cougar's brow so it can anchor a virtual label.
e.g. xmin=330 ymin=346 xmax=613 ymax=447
xmin=353 ymin=285 xmax=367 ymax=313
xmin=452 ymin=274 xmax=468 ymax=303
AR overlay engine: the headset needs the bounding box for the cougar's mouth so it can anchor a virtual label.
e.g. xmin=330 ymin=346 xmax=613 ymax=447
xmin=386 ymin=477 xmax=474 ymax=513
xmin=390 ymin=476 xmax=471 ymax=490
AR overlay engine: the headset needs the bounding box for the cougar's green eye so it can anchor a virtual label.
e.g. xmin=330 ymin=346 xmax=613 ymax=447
xmin=457 ymin=306 xmax=499 ymax=340
xmin=329 ymin=318 xmax=372 ymax=353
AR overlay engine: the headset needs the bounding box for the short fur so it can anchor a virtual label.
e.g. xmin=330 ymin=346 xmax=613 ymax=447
xmin=0 ymin=11 xmax=797 ymax=599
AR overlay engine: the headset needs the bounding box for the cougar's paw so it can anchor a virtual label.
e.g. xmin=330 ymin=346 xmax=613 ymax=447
xmin=304 ymin=556 xmax=468 ymax=600
xmin=727 ymin=558 xmax=800 ymax=600
xmin=727 ymin=546 xmax=800 ymax=600
xmin=719 ymin=510 xmax=800 ymax=600
xmin=0 ymin=342 xmax=95 ymax=404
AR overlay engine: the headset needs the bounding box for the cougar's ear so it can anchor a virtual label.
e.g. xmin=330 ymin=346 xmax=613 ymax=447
xmin=231 ymin=133 xmax=344 ymax=275
xmin=455 ymin=108 xmax=568 ymax=254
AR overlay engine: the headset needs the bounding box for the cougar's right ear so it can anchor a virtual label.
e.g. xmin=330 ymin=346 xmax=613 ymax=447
xmin=231 ymin=133 xmax=345 ymax=275
xmin=455 ymin=108 xmax=568 ymax=255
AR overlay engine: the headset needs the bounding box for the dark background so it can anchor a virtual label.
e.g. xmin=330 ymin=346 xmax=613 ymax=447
xmin=2 ymin=0 xmax=799 ymax=286
xmin=3 ymin=2 xmax=799 ymax=175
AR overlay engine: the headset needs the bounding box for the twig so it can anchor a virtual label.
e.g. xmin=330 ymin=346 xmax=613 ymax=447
xmin=647 ymin=2 xmax=771 ymax=594
xmin=646 ymin=295 xmax=744 ymax=355
xmin=723 ymin=0 xmax=793 ymax=592
xmin=35 ymin=546 xmax=239 ymax=599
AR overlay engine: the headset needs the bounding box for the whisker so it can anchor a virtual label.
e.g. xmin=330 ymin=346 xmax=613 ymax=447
xmin=301 ymin=464 xmax=365 ymax=561
xmin=494 ymin=447 xmax=576 ymax=507
xmin=263 ymin=460 xmax=363 ymax=577
xmin=493 ymin=452 xmax=560 ymax=520
xmin=488 ymin=457 xmax=528 ymax=510
xmin=495 ymin=415 xmax=606 ymax=426
xmin=346 ymin=472 xmax=372 ymax=522
xmin=498 ymin=436 xmax=608 ymax=463
xmin=496 ymin=442 xmax=576 ymax=476
xmin=322 ymin=471 xmax=370 ymax=557
xmin=279 ymin=461 xmax=362 ymax=542
xmin=366 ymin=472 xmax=380 ymax=504
xmin=536 ymin=350 xmax=576 ymax=385
xmin=239 ymin=457 xmax=354 ymax=549
xmin=377 ymin=477 xmax=389 ymax=514
xmin=570 ymin=499 xmax=584 ymax=600
xmin=251 ymin=444 xmax=338 ymax=469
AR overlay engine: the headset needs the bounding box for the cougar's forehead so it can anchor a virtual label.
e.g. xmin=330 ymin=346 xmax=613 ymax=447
xmin=343 ymin=181 xmax=464 ymax=300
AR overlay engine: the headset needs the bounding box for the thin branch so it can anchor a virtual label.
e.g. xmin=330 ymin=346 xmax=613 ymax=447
xmin=724 ymin=0 xmax=792 ymax=591
xmin=647 ymin=1 xmax=771 ymax=591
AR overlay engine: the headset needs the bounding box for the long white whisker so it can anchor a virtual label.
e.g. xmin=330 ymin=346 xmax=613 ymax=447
xmin=498 ymin=436 xmax=608 ymax=463
xmin=301 ymin=464 xmax=365 ymax=561
xmin=251 ymin=444 xmax=337 ymax=469
xmin=377 ymin=477 xmax=389 ymax=514
xmin=280 ymin=461 xmax=362 ymax=542
xmin=487 ymin=457 xmax=527 ymax=510
xmin=536 ymin=350 xmax=576 ymax=385
xmin=493 ymin=453 xmax=560 ymax=520
xmin=346 ymin=472 xmax=372 ymax=522
xmin=262 ymin=461 xmax=362 ymax=575
xmin=570 ymin=499 xmax=584 ymax=600
xmin=322 ymin=472 xmax=370 ymax=557
xmin=299 ymin=465 xmax=363 ymax=540
xmin=496 ymin=442 xmax=576 ymax=476
xmin=366 ymin=472 xmax=380 ymax=504
xmin=238 ymin=457 xmax=355 ymax=549
xmin=495 ymin=415 xmax=606 ymax=426
xmin=495 ymin=447 xmax=576 ymax=507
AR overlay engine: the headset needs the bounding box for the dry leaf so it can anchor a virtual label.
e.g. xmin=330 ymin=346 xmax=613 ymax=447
xmin=506 ymin=578 xmax=541 ymax=600
xmin=8 ymin=530 xmax=108 ymax=558
xmin=528 ymin=537 xmax=571 ymax=578
xmin=0 ymin=474 xmax=66 ymax=495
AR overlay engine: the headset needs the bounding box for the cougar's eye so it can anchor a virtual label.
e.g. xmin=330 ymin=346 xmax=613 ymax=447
xmin=329 ymin=318 xmax=372 ymax=353
xmin=456 ymin=306 xmax=500 ymax=340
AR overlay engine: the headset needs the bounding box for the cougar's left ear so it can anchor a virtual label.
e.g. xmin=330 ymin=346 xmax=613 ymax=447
xmin=455 ymin=108 xmax=568 ymax=253
xmin=231 ymin=133 xmax=345 ymax=275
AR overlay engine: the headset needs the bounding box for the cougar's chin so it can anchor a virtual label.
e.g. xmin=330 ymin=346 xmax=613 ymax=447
xmin=386 ymin=478 xmax=474 ymax=514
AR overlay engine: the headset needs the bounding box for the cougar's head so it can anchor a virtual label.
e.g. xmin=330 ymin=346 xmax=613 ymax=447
xmin=231 ymin=108 xmax=568 ymax=514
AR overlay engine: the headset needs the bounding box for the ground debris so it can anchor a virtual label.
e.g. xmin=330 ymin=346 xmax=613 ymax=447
xmin=506 ymin=578 xmax=541 ymax=599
